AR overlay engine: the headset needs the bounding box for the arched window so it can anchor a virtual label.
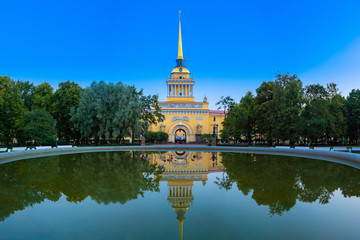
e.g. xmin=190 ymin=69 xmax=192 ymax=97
xmin=213 ymin=117 xmax=216 ymax=121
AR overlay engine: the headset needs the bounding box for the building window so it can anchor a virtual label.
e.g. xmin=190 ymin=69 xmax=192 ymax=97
xmin=213 ymin=117 xmax=216 ymax=121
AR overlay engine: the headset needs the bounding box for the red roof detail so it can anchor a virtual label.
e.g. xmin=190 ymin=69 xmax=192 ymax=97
xmin=210 ymin=110 xmax=227 ymax=114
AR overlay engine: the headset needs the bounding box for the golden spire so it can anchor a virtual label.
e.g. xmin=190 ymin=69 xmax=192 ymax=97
xmin=179 ymin=218 xmax=184 ymax=240
xmin=178 ymin=10 xmax=184 ymax=60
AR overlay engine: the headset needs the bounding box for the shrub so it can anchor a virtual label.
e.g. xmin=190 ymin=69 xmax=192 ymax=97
xmin=201 ymin=134 xmax=213 ymax=143
xmin=57 ymin=139 xmax=68 ymax=145
xmin=145 ymin=131 xmax=169 ymax=143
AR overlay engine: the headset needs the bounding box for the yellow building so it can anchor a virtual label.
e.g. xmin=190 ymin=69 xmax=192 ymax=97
xmin=148 ymin=14 xmax=226 ymax=143
xmin=148 ymin=151 xmax=223 ymax=240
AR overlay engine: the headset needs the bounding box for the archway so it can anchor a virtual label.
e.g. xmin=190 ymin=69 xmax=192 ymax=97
xmin=175 ymin=129 xmax=186 ymax=144
xmin=168 ymin=122 xmax=193 ymax=143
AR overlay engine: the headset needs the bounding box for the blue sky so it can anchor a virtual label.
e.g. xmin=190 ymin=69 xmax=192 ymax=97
xmin=1 ymin=0 xmax=360 ymax=109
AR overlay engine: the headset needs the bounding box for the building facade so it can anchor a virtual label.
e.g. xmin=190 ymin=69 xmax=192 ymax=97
xmin=148 ymin=15 xmax=226 ymax=143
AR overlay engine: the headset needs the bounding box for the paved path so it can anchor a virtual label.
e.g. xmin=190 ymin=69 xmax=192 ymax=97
xmin=1 ymin=145 xmax=360 ymax=169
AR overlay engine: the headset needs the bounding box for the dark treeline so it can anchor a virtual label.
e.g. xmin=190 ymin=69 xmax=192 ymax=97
xmin=0 ymin=151 xmax=163 ymax=222
xmin=221 ymin=72 xmax=360 ymax=146
xmin=0 ymin=76 xmax=163 ymax=146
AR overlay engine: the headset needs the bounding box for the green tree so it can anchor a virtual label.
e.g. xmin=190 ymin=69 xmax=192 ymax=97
xmin=201 ymin=134 xmax=213 ymax=143
xmin=20 ymin=109 xmax=55 ymax=145
xmin=33 ymin=82 xmax=54 ymax=112
xmin=52 ymin=81 xmax=83 ymax=142
xmin=254 ymin=81 xmax=276 ymax=145
xmin=0 ymin=151 xmax=163 ymax=221
xmin=216 ymin=96 xmax=235 ymax=142
xmin=16 ymin=80 xmax=35 ymax=111
xmin=217 ymin=152 xmax=360 ymax=215
xmin=325 ymin=84 xmax=346 ymax=144
xmin=346 ymin=89 xmax=360 ymax=144
xmin=0 ymin=76 xmax=23 ymax=145
xmin=302 ymin=83 xmax=346 ymax=145
xmin=302 ymin=84 xmax=328 ymax=144
xmin=71 ymin=81 xmax=163 ymax=143
xmin=272 ymin=72 xmax=304 ymax=146
xmin=230 ymin=92 xmax=255 ymax=143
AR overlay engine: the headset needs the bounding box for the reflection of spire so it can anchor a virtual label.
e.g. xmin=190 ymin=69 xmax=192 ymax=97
xmin=168 ymin=185 xmax=193 ymax=240
xmin=175 ymin=207 xmax=187 ymax=240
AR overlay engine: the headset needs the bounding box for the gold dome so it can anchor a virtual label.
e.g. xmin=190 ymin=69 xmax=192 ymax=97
xmin=171 ymin=67 xmax=190 ymax=74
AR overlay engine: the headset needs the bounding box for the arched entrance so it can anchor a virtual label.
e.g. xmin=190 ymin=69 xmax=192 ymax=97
xmin=175 ymin=129 xmax=186 ymax=144
xmin=169 ymin=123 xmax=192 ymax=143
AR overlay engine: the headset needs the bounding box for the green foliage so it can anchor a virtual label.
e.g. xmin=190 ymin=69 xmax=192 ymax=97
xmin=16 ymin=80 xmax=35 ymax=111
xmin=254 ymin=81 xmax=276 ymax=144
xmin=32 ymin=82 xmax=54 ymax=112
xmin=140 ymin=94 xmax=165 ymax=133
xmin=144 ymin=131 xmax=169 ymax=143
xmin=302 ymin=83 xmax=346 ymax=145
xmin=19 ymin=109 xmax=55 ymax=145
xmin=216 ymin=96 xmax=235 ymax=143
xmin=272 ymin=73 xmax=304 ymax=145
xmin=71 ymin=81 xmax=163 ymax=142
xmin=226 ymin=92 xmax=255 ymax=143
xmin=201 ymin=134 xmax=213 ymax=143
xmin=217 ymin=152 xmax=360 ymax=215
xmin=219 ymin=128 xmax=228 ymax=142
xmin=57 ymin=139 xmax=68 ymax=145
xmin=0 ymin=76 xmax=24 ymax=144
xmin=346 ymin=89 xmax=360 ymax=144
xmin=223 ymin=73 xmax=354 ymax=146
xmin=0 ymin=151 xmax=163 ymax=221
xmin=52 ymin=81 xmax=83 ymax=141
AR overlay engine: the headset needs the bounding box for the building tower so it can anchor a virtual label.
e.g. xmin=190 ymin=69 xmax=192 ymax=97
xmin=168 ymin=182 xmax=194 ymax=240
xmin=167 ymin=11 xmax=195 ymax=102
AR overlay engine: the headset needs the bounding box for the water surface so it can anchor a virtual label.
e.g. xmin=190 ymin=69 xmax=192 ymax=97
xmin=1 ymin=151 xmax=360 ymax=239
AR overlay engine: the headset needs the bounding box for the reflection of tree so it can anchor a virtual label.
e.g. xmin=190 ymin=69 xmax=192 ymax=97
xmin=0 ymin=152 xmax=163 ymax=221
xmin=217 ymin=152 xmax=360 ymax=216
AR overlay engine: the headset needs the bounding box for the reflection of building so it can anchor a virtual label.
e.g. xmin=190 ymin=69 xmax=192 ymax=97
xmin=148 ymin=14 xmax=226 ymax=143
xmin=149 ymin=151 xmax=223 ymax=240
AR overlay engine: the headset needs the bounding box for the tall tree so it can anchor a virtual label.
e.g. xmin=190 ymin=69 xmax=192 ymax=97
xmin=216 ymin=96 xmax=235 ymax=142
xmin=33 ymin=82 xmax=54 ymax=112
xmin=255 ymin=81 xmax=276 ymax=145
xmin=272 ymin=72 xmax=304 ymax=146
xmin=302 ymin=84 xmax=328 ymax=144
xmin=346 ymin=89 xmax=360 ymax=144
xmin=16 ymin=80 xmax=36 ymax=111
xmin=71 ymin=81 xmax=163 ymax=143
xmin=0 ymin=76 xmax=23 ymax=145
xmin=52 ymin=81 xmax=83 ymax=141
xmin=226 ymin=92 xmax=255 ymax=143
xmin=325 ymin=84 xmax=345 ymax=144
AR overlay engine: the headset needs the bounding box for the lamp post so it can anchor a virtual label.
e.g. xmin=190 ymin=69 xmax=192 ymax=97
xmin=212 ymin=124 xmax=217 ymax=146
xmin=54 ymin=121 xmax=57 ymax=148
